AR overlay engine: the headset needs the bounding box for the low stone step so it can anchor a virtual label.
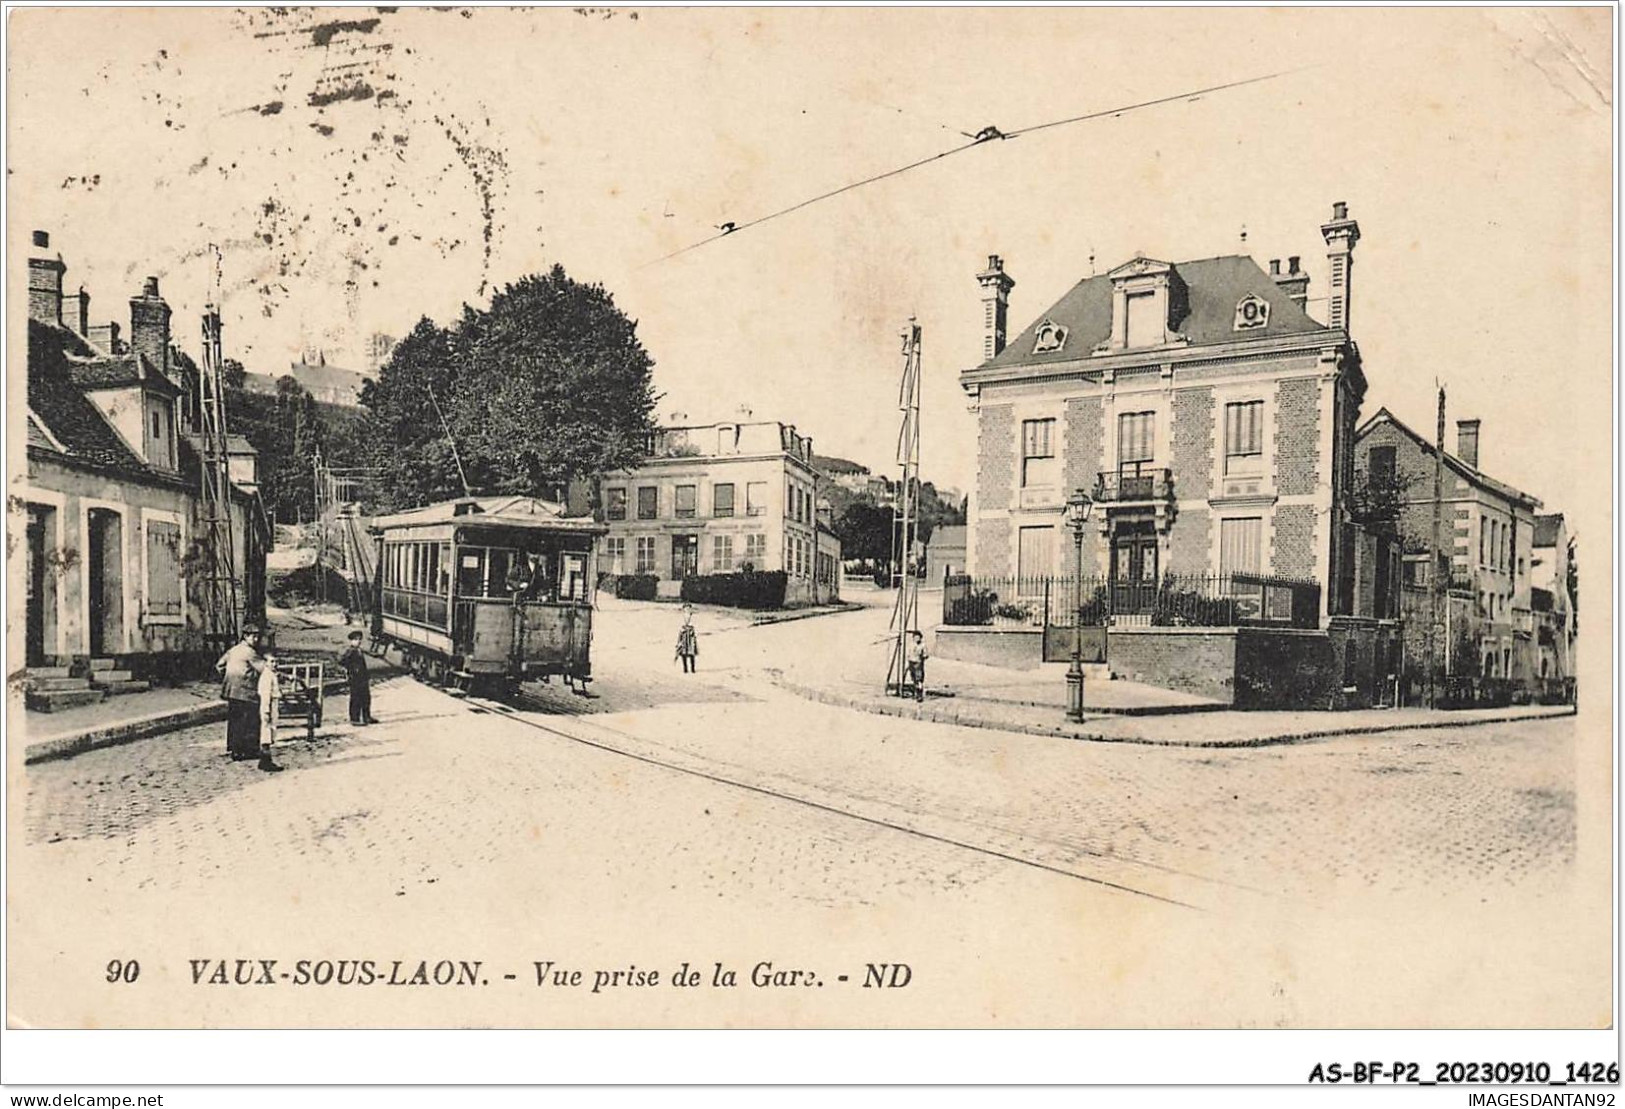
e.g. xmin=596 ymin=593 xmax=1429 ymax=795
xmin=26 ymin=688 xmax=106 ymax=712
xmin=90 ymin=669 xmax=135 ymax=684
xmin=88 ymin=657 xmax=119 ymax=671
xmin=97 ymin=679 xmax=151 ymax=696
xmin=27 ymin=666 xmax=71 ymax=679
xmin=29 ymin=676 xmax=93 ymax=692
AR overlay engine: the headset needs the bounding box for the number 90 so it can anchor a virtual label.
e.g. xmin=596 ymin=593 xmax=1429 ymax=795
xmin=105 ymin=959 xmax=139 ymax=984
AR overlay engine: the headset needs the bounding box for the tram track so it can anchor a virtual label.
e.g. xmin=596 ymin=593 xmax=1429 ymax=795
xmin=451 ymin=684 xmax=1251 ymax=913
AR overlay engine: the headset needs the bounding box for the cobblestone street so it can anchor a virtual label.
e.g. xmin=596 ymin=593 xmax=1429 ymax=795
xmin=13 ymin=602 xmax=1600 ymax=1029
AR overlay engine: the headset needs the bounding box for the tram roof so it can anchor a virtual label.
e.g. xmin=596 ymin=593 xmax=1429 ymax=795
xmin=372 ymin=495 xmax=607 ymax=535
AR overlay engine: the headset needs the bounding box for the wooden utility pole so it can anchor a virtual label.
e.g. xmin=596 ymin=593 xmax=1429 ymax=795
xmin=1429 ymin=385 xmax=1445 ymax=707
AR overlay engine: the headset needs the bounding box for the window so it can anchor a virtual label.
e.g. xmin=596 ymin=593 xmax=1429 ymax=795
xmin=675 ymin=485 xmax=697 ymax=518
xmin=1224 ymin=401 xmax=1264 ymax=476
xmin=145 ymin=520 xmax=182 ymax=622
xmin=746 ymin=481 xmax=767 ymax=516
xmin=635 ymin=536 xmax=657 ymax=574
xmin=713 ymin=483 xmax=735 ymax=518
xmin=1125 ymin=291 xmax=1161 ymax=348
xmin=712 ymin=534 xmax=734 ymax=572
xmin=1219 ymin=517 xmax=1263 ymax=578
xmin=1118 ymin=411 xmax=1155 ymax=468
xmin=1369 ymin=445 xmax=1396 ymax=484
xmin=1016 ymin=526 xmax=1056 ymax=581
xmin=637 ymin=486 xmax=658 ymax=520
xmin=1402 ymin=555 xmax=1428 ymax=588
xmin=606 ymin=487 xmax=627 ymax=521
xmin=604 ymin=537 xmax=626 ymax=574
xmin=744 ymin=533 xmax=767 ymax=568
xmin=152 ymin=411 xmax=161 ymax=438
xmin=1021 ymin=418 xmax=1056 ymax=488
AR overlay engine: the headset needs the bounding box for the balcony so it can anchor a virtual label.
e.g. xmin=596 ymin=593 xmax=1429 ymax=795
xmin=1094 ymin=467 xmax=1174 ymax=504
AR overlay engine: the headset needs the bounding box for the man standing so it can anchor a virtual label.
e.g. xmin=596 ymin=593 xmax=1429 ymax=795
xmin=216 ymin=625 xmax=264 ymax=761
xmin=339 ymin=630 xmax=376 ymax=726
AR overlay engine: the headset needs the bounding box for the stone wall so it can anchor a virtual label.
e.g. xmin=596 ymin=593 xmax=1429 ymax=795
xmin=1107 ymin=627 xmax=1239 ymax=703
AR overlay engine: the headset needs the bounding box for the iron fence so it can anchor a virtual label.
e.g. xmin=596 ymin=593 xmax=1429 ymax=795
xmin=942 ymin=571 xmax=1320 ymax=630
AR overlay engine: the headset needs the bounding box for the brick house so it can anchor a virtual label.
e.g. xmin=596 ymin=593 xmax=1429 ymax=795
xmin=1353 ymin=408 xmax=1544 ymax=700
xmin=16 ymin=231 xmax=270 ymax=699
xmin=960 ymin=203 xmax=1366 ymax=621
xmin=598 ymin=420 xmax=841 ymax=606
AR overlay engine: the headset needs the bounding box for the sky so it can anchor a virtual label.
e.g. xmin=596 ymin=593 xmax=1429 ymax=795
xmin=9 ymin=7 xmax=1614 ymax=546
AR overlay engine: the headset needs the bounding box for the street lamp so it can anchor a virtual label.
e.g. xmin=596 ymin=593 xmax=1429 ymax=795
xmin=1065 ymin=489 xmax=1095 ymax=723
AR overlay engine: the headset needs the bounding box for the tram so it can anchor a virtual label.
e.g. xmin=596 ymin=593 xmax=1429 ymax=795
xmin=369 ymin=495 xmax=606 ymax=694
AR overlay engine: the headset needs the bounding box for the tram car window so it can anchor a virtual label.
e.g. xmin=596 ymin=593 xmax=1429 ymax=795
xmin=367 ymin=495 xmax=607 ymax=695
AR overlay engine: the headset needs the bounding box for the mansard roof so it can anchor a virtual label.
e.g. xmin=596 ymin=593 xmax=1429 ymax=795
xmin=980 ymin=254 xmax=1331 ymax=371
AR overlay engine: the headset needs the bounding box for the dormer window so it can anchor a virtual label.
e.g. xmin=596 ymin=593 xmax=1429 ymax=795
xmin=1125 ymin=292 xmax=1161 ymax=348
xmin=1234 ymin=293 xmax=1270 ymax=331
xmin=1099 ymin=257 xmax=1189 ymax=353
xmin=1032 ymin=320 xmax=1068 ymax=354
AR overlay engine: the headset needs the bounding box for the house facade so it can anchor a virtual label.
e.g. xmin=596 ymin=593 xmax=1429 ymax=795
xmin=1530 ymin=513 xmax=1576 ymax=690
xmin=960 ymin=204 xmax=1367 ymax=622
xmin=16 ymin=231 xmax=269 ymax=685
xmin=1353 ymin=409 xmax=1543 ymax=700
xmin=598 ymin=421 xmax=841 ymax=605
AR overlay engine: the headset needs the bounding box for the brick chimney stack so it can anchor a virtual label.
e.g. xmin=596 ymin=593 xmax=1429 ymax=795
xmin=68 ymin=286 xmax=91 ymax=336
xmin=1319 ymin=201 xmax=1361 ymax=332
xmin=129 ymin=275 xmax=172 ymax=376
xmin=28 ymin=230 xmax=65 ymax=326
xmin=975 ymin=254 xmax=1015 ymax=361
xmin=1271 ymin=255 xmax=1310 ymax=309
xmin=1456 ymin=419 xmax=1481 ymax=470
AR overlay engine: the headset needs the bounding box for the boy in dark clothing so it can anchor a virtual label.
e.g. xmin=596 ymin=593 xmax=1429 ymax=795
xmin=339 ymin=630 xmax=376 ymax=725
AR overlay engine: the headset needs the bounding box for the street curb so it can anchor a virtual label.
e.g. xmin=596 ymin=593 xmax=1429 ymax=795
xmin=22 ymin=676 xmax=366 ymax=765
xmin=749 ymin=604 xmax=863 ymax=627
xmin=768 ymin=677 xmax=1578 ymax=748
xmin=24 ymin=700 xmax=229 ymax=764
xmin=943 ymin=690 xmax=1227 ymax=717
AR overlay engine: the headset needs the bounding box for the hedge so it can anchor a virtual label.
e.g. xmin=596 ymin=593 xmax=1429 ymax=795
xmin=597 ymin=573 xmax=658 ymax=601
xmin=679 ymin=570 xmax=788 ymax=610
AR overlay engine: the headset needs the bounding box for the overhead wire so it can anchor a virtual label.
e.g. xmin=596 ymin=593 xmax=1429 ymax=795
xmin=644 ymin=66 xmax=1314 ymax=267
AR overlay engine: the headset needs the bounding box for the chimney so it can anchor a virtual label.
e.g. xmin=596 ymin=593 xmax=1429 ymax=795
xmin=1273 ymin=254 xmax=1310 ymax=309
xmin=68 ymin=286 xmax=91 ymax=336
xmin=975 ymin=254 xmax=1015 ymax=360
xmin=129 ymin=275 xmax=172 ymax=376
xmin=28 ymin=230 xmax=65 ymax=325
xmin=1456 ymin=419 xmax=1481 ymax=470
xmin=1319 ymin=201 xmax=1361 ymax=332
xmin=86 ymin=322 xmax=123 ymax=355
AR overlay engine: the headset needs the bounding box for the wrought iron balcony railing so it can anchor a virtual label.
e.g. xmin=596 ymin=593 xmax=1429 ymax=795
xmin=1094 ymin=467 xmax=1174 ymax=503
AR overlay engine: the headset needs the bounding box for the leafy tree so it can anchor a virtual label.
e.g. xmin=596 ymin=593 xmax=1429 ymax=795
xmin=836 ymin=501 xmax=896 ymax=565
xmin=359 ymin=266 xmax=658 ymax=511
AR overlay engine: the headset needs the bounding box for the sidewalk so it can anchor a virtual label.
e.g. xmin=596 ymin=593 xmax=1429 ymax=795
xmin=762 ymin=607 xmax=1577 ymax=747
xmin=18 ymin=604 xmax=388 ymax=764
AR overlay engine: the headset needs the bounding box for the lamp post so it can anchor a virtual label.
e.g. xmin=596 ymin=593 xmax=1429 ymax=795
xmin=1065 ymin=489 xmax=1095 ymax=723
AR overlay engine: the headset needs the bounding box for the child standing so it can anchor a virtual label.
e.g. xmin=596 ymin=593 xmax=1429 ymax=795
xmin=905 ymin=630 xmax=928 ymax=703
xmin=339 ymin=630 xmax=376 ymax=725
xmin=256 ymin=650 xmax=285 ymax=773
xmin=675 ymin=605 xmax=699 ymax=674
